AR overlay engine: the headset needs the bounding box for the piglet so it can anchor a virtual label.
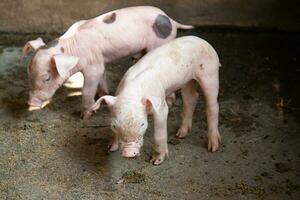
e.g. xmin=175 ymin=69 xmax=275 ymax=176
xmin=22 ymin=6 xmax=193 ymax=119
xmin=89 ymin=36 xmax=221 ymax=165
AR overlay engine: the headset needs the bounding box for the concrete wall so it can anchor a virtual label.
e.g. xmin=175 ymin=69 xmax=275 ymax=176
xmin=0 ymin=0 xmax=299 ymax=33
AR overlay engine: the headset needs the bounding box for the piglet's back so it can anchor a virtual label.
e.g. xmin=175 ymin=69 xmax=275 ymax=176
xmin=122 ymin=36 xmax=218 ymax=83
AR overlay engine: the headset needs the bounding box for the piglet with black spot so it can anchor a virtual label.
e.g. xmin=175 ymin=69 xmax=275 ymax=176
xmin=22 ymin=6 xmax=193 ymax=119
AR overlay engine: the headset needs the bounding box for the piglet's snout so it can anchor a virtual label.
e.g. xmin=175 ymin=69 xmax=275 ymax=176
xmin=28 ymin=96 xmax=43 ymax=107
xmin=121 ymin=147 xmax=140 ymax=158
xmin=120 ymin=141 xmax=141 ymax=158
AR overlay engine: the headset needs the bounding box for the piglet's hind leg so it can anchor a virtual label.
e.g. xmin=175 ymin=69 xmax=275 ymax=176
xmin=195 ymin=66 xmax=221 ymax=152
xmin=176 ymin=80 xmax=198 ymax=138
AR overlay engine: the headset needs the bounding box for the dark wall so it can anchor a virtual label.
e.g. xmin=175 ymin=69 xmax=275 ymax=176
xmin=0 ymin=0 xmax=299 ymax=33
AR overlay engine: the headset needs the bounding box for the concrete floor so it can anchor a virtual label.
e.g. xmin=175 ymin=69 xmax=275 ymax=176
xmin=0 ymin=29 xmax=300 ymax=199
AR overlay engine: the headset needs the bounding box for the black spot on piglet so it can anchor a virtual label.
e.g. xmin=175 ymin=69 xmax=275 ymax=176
xmin=103 ymin=12 xmax=116 ymax=24
xmin=152 ymin=15 xmax=172 ymax=39
xmin=40 ymin=39 xmax=58 ymax=50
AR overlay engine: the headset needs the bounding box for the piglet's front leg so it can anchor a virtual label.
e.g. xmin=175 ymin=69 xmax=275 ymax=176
xmin=150 ymin=101 xmax=169 ymax=165
xmin=81 ymin=65 xmax=104 ymax=119
xmin=109 ymin=132 xmax=119 ymax=152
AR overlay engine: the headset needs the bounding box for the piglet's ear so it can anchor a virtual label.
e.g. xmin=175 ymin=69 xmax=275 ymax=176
xmin=51 ymin=54 xmax=79 ymax=79
xmin=89 ymin=95 xmax=117 ymax=112
xmin=142 ymin=96 xmax=162 ymax=113
xmin=22 ymin=38 xmax=45 ymax=55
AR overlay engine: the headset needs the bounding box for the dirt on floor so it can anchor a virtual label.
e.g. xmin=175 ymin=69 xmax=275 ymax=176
xmin=0 ymin=29 xmax=299 ymax=200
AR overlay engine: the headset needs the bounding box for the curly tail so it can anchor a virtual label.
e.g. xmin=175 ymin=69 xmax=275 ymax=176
xmin=175 ymin=21 xmax=195 ymax=30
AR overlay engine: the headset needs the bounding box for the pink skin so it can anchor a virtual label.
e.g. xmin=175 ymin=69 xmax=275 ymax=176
xmin=89 ymin=36 xmax=221 ymax=165
xmin=120 ymin=141 xmax=141 ymax=157
xmin=22 ymin=6 xmax=193 ymax=119
xmin=28 ymin=96 xmax=42 ymax=107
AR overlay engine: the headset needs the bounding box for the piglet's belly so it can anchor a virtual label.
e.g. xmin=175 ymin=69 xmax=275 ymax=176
xmin=163 ymin=72 xmax=194 ymax=96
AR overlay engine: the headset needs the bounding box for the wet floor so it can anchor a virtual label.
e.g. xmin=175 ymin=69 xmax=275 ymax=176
xmin=0 ymin=29 xmax=299 ymax=199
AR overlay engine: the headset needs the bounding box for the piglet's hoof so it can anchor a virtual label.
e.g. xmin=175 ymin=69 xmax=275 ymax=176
xmin=108 ymin=143 xmax=119 ymax=152
xmin=80 ymin=110 xmax=92 ymax=120
xmin=150 ymin=154 xmax=166 ymax=165
xmin=175 ymin=128 xmax=188 ymax=138
xmin=208 ymin=132 xmax=221 ymax=152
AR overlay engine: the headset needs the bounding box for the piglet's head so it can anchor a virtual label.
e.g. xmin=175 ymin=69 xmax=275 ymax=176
xmin=90 ymin=95 xmax=162 ymax=158
xmin=23 ymin=38 xmax=79 ymax=111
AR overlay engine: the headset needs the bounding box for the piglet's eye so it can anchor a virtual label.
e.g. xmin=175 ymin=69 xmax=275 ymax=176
xmin=141 ymin=123 xmax=145 ymax=127
xmin=43 ymin=74 xmax=51 ymax=82
xmin=45 ymin=76 xmax=51 ymax=82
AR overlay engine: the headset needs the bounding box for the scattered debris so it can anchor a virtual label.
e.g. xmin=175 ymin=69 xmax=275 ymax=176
xmin=119 ymin=170 xmax=145 ymax=184
xmin=168 ymin=137 xmax=181 ymax=145
xmin=238 ymin=149 xmax=249 ymax=159
xmin=275 ymin=162 xmax=292 ymax=173
xmin=81 ymin=124 xmax=110 ymax=128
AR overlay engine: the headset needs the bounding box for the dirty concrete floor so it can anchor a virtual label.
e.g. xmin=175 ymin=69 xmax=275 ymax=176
xmin=0 ymin=29 xmax=299 ymax=200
